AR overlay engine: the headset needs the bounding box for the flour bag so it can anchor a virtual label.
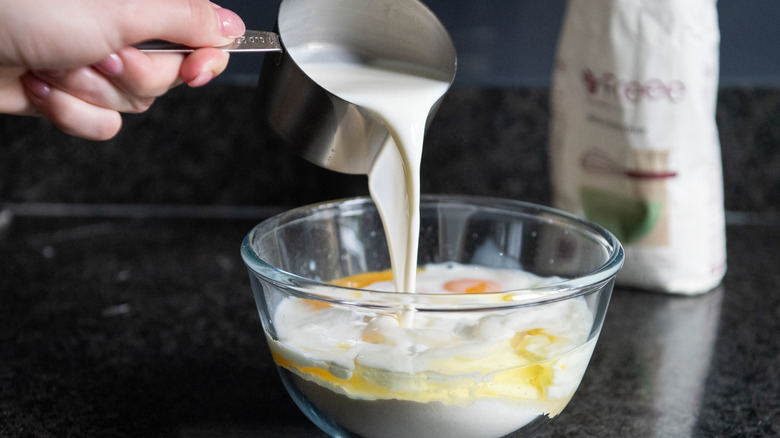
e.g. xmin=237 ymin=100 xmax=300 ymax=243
xmin=548 ymin=0 xmax=726 ymax=294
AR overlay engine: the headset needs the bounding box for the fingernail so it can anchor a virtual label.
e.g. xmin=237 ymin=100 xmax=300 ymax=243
xmin=23 ymin=75 xmax=52 ymax=98
xmin=187 ymin=71 xmax=215 ymax=88
xmin=216 ymin=8 xmax=245 ymax=38
xmin=94 ymin=53 xmax=124 ymax=76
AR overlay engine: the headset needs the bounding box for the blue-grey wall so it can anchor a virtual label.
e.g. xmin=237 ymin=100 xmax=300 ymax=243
xmin=216 ymin=0 xmax=780 ymax=87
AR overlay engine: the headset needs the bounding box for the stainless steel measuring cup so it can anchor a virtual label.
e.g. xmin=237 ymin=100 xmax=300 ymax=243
xmin=136 ymin=0 xmax=457 ymax=175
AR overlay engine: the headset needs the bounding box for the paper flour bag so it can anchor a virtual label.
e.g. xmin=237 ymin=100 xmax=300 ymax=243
xmin=548 ymin=0 xmax=726 ymax=294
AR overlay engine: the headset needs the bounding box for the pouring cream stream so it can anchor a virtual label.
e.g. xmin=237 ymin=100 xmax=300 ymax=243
xmin=297 ymin=61 xmax=451 ymax=300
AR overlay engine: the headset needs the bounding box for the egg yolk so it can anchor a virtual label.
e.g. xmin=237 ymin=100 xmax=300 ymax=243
xmin=330 ymin=269 xmax=395 ymax=289
xmin=443 ymin=278 xmax=503 ymax=294
xmin=331 ymin=271 xmax=504 ymax=294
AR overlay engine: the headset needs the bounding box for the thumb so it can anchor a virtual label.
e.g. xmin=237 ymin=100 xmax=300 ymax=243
xmin=112 ymin=1 xmax=245 ymax=48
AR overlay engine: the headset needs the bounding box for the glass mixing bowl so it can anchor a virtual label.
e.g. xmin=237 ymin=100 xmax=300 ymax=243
xmin=241 ymin=195 xmax=624 ymax=438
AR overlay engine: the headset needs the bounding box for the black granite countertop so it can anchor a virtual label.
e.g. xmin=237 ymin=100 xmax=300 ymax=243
xmin=1 ymin=213 xmax=778 ymax=437
xmin=1 ymin=84 xmax=779 ymax=436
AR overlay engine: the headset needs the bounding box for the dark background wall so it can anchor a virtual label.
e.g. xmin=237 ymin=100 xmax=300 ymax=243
xmin=216 ymin=0 xmax=780 ymax=87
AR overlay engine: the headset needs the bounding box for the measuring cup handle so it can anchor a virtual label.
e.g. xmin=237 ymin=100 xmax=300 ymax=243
xmin=133 ymin=30 xmax=282 ymax=53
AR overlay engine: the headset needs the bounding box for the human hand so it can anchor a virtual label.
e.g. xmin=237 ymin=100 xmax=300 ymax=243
xmin=0 ymin=0 xmax=245 ymax=140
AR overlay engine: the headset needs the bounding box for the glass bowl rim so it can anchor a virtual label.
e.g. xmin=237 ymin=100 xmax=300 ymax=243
xmin=241 ymin=194 xmax=624 ymax=309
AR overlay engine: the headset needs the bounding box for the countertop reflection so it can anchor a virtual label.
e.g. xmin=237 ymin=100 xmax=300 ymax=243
xmin=1 ymin=213 xmax=778 ymax=437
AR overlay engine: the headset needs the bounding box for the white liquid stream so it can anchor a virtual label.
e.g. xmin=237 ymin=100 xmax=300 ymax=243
xmin=299 ymin=62 xmax=451 ymax=296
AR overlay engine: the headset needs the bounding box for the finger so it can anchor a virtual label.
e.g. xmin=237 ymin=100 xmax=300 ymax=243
xmin=107 ymin=0 xmax=245 ymax=48
xmin=22 ymin=73 xmax=125 ymax=141
xmin=30 ymin=47 xmax=228 ymax=116
xmin=33 ymin=66 xmax=155 ymax=114
xmin=92 ymin=47 xmax=228 ymax=96
xmin=87 ymin=47 xmax=188 ymax=109
xmin=0 ymin=66 xmax=40 ymax=115
xmin=179 ymin=48 xmax=230 ymax=87
xmin=102 ymin=47 xmax=187 ymax=96
xmin=2 ymin=1 xmax=244 ymax=71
